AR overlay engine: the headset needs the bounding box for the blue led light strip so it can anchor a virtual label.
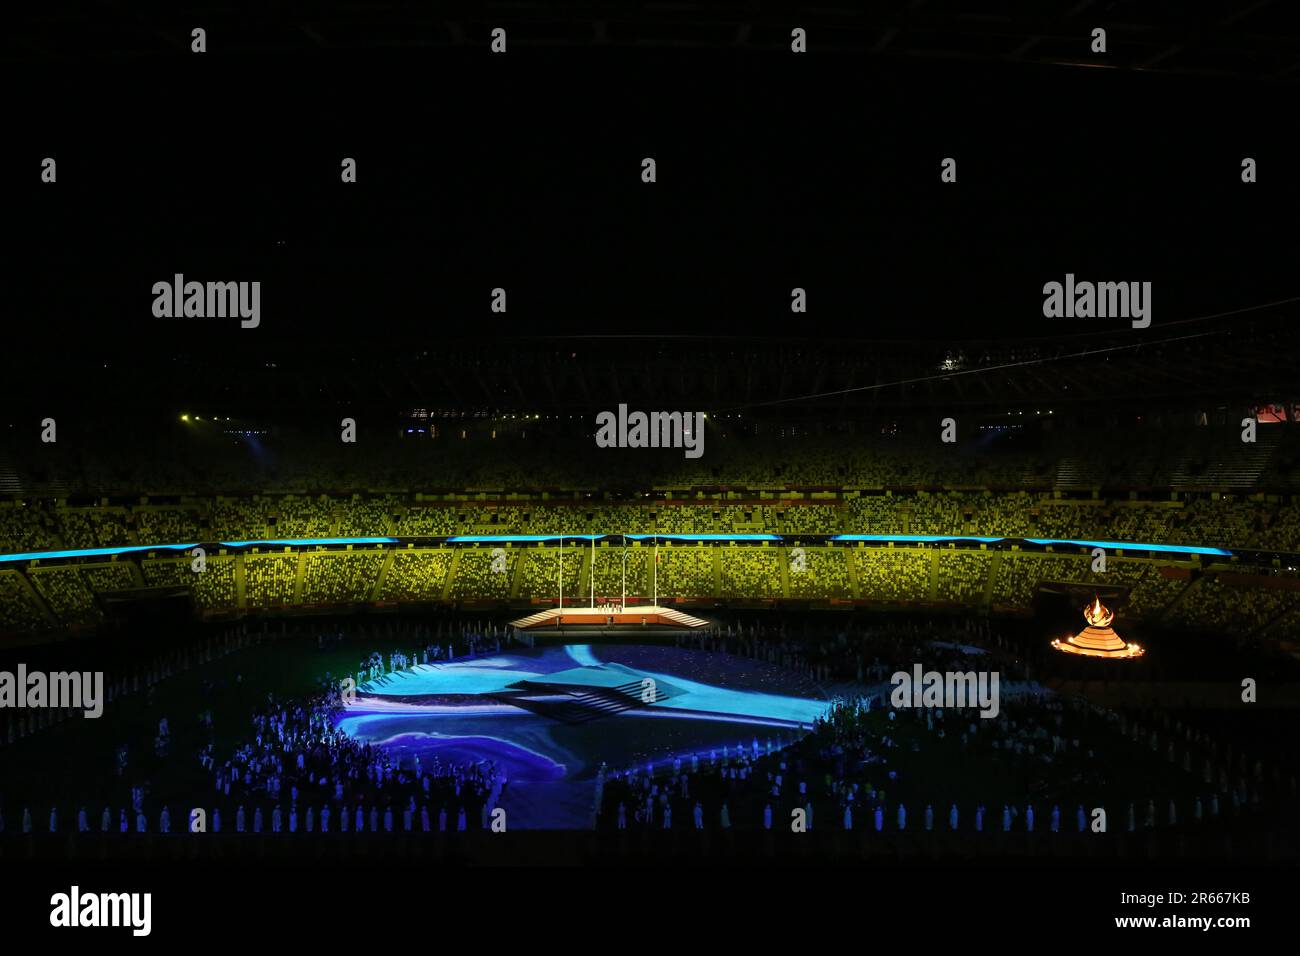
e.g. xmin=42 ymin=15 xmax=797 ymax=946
xmin=623 ymin=533 xmax=781 ymax=542
xmin=832 ymin=534 xmax=1005 ymax=544
xmin=218 ymin=537 xmax=398 ymax=548
xmin=447 ymin=534 xmax=603 ymax=543
xmin=1022 ymin=538 xmax=1231 ymax=557
xmin=0 ymin=544 xmax=199 ymax=563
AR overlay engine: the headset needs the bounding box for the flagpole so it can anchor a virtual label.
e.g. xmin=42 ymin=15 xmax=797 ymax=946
xmin=621 ymin=535 xmax=626 ymax=611
xmin=653 ymin=535 xmax=658 ymax=607
xmin=558 ymin=536 xmax=563 ymax=612
xmin=590 ymin=535 xmax=595 ymax=608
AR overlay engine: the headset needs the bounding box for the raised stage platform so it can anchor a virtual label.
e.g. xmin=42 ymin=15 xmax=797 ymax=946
xmin=509 ymin=604 xmax=710 ymax=630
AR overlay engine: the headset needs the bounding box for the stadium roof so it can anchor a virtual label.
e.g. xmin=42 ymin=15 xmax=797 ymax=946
xmin=4 ymin=319 xmax=1295 ymax=415
xmin=5 ymin=1 xmax=1299 ymax=81
xmin=6 ymin=2 xmax=1296 ymax=415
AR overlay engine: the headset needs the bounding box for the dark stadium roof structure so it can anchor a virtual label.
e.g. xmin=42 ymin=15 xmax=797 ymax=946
xmin=4 ymin=320 xmax=1296 ymax=415
xmin=5 ymin=1 xmax=1299 ymax=82
xmin=5 ymin=1 xmax=1297 ymax=416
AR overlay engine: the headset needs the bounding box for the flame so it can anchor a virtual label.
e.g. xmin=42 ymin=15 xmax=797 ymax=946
xmin=1083 ymin=596 xmax=1114 ymax=628
xmin=1054 ymin=595 xmax=1142 ymax=658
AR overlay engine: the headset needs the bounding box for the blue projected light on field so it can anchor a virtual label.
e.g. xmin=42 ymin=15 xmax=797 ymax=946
xmin=335 ymin=643 xmax=834 ymax=829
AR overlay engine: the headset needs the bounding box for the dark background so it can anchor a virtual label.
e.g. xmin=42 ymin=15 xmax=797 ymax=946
xmin=3 ymin=4 xmax=1298 ymax=377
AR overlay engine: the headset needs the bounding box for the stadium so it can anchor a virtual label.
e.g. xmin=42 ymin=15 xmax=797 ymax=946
xmin=3 ymin=329 xmax=1299 ymax=857
xmin=3 ymin=0 xmax=1298 ymax=937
